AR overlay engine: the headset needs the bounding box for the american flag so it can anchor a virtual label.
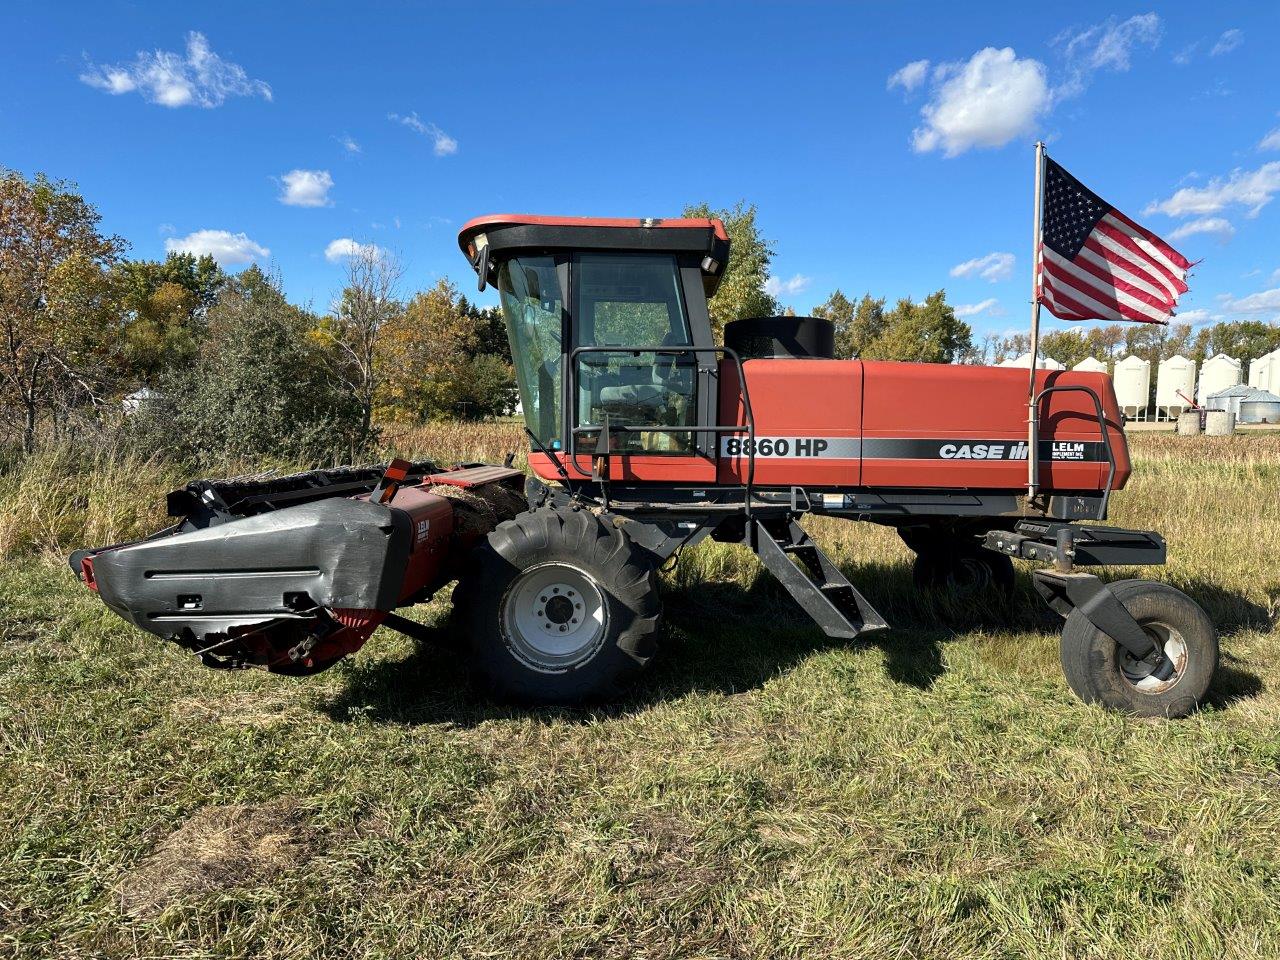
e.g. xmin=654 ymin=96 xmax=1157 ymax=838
xmin=1038 ymin=156 xmax=1191 ymax=324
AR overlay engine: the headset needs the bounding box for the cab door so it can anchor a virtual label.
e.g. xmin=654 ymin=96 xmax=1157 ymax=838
xmin=564 ymin=252 xmax=717 ymax=483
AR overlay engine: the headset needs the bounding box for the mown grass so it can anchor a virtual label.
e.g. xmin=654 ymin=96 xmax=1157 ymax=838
xmin=1 ymin=429 xmax=1279 ymax=958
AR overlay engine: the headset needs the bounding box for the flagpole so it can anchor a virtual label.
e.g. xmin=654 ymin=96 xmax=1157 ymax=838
xmin=1026 ymin=140 xmax=1046 ymax=503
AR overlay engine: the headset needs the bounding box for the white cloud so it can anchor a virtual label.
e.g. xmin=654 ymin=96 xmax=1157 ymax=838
xmin=1172 ymin=42 xmax=1199 ymax=66
xmin=950 ymin=251 xmax=1015 ymax=283
xmin=954 ymin=298 xmax=1001 ymax=318
xmin=80 ymin=31 xmax=271 ymax=108
xmin=1168 ymin=217 xmax=1235 ymax=242
xmin=389 ymin=112 xmax=457 ymax=156
xmin=336 ymin=134 xmax=361 ymax=154
xmin=165 ymin=229 xmax=269 ymax=266
xmin=278 ymin=169 xmax=333 ymax=207
xmin=909 ymin=48 xmax=1049 ymax=156
xmin=1210 ymin=28 xmax=1243 ymax=56
xmin=887 ymin=59 xmax=930 ymax=93
xmin=1145 ymin=162 xmax=1280 ymax=218
xmin=1222 ymin=287 xmax=1280 ymax=314
xmin=1174 ymin=308 xmax=1212 ymax=325
xmin=1058 ymin=13 xmax=1161 ymax=76
xmin=324 ymin=238 xmax=385 ymax=263
xmin=1260 ymin=128 xmax=1280 ymax=151
xmin=764 ymin=274 xmax=812 ymax=297
xmin=898 ymin=17 xmax=1161 ymax=157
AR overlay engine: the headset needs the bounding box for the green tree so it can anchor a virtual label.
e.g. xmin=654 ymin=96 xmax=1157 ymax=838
xmin=1191 ymin=320 xmax=1280 ymax=365
xmin=0 ymin=170 xmax=125 ymax=452
xmin=133 ymin=266 xmax=362 ymax=464
xmin=113 ymin=252 xmax=226 ymax=384
xmin=863 ymin=290 xmax=972 ymax=363
xmin=1037 ymin=329 xmax=1095 ymax=369
xmin=813 ymin=290 xmax=888 ymax=359
xmin=682 ymin=201 xmax=778 ymax=340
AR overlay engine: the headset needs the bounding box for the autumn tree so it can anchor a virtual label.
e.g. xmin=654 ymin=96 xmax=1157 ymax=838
xmin=377 ymin=279 xmax=516 ymax=421
xmin=682 ymin=201 xmax=778 ymax=340
xmin=0 ymin=170 xmax=125 ymax=451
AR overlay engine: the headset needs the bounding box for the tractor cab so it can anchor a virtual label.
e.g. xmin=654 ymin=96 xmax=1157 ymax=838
xmin=458 ymin=215 xmax=731 ymax=483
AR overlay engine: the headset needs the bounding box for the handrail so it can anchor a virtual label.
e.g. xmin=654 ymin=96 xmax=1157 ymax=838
xmin=1033 ymin=383 xmax=1117 ymax=521
xmin=564 ymin=344 xmax=758 ymax=519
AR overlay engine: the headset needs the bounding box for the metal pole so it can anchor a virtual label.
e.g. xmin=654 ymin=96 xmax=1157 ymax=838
xmin=1027 ymin=140 xmax=1046 ymax=502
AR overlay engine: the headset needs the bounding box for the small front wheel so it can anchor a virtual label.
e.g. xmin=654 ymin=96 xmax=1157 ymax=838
xmin=455 ymin=507 xmax=661 ymax=704
xmin=1059 ymin=579 xmax=1218 ymax=718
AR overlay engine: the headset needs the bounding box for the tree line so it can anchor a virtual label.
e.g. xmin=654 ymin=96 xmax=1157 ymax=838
xmin=0 ymin=169 xmax=514 ymax=460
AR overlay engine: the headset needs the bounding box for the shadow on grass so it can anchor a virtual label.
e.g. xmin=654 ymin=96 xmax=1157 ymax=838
xmin=1206 ymin=651 xmax=1265 ymax=708
xmin=320 ymin=563 xmax=1269 ymax=726
xmin=321 ymin=563 xmax=1017 ymax=727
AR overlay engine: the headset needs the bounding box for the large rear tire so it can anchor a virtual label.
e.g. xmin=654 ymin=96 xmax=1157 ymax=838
xmin=901 ymin=526 xmax=1015 ymax=599
xmin=455 ymin=506 xmax=661 ymax=704
xmin=1059 ymin=579 xmax=1218 ymax=718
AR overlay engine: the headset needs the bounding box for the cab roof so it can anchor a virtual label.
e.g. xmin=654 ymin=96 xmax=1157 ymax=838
xmin=457 ymin=214 xmax=731 ymax=295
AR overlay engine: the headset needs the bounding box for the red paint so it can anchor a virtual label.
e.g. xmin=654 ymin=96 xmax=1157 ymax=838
xmin=528 ymin=358 xmax=1131 ymax=494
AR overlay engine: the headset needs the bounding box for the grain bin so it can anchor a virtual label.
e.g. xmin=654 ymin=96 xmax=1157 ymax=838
xmin=1001 ymin=352 xmax=1065 ymax=369
xmin=1267 ymin=348 xmax=1280 ymax=396
xmin=1205 ymin=384 xmax=1252 ymax=418
xmin=1240 ymin=388 xmax=1280 ymax=424
xmin=1249 ymin=352 xmax=1272 ymax=389
xmin=1196 ymin=353 xmax=1242 ymax=404
xmin=1072 ymin=357 xmax=1109 ymax=373
xmin=1113 ymin=355 xmax=1151 ymax=419
xmin=1156 ymin=355 xmax=1197 ymax=420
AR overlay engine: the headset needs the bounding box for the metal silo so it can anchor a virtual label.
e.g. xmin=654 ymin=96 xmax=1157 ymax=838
xmin=1072 ymin=357 xmax=1109 ymax=374
xmin=997 ymin=353 xmax=1065 ymax=369
xmin=1205 ymin=384 xmax=1251 ymax=418
xmin=1113 ymin=355 xmax=1151 ymax=420
xmin=1267 ymin=348 xmax=1280 ymax=396
xmin=1196 ymin=354 xmax=1242 ymax=404
xmin=1156 ymin=355 xmax=1197 ymax=420
xmin=1239 ymin=388 xmax=1280 ymax=424
xmin=1249 ymin=352 xmax=1272 ymax=389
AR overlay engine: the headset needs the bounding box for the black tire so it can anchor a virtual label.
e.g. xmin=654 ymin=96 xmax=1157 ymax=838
xmin=1059 ymin=579 xmax=1218 ymax=718
xmin=911 ymin=547 xmax=1015 ymax=598
xmin=454 ymin=506 xmax=661 ymax=704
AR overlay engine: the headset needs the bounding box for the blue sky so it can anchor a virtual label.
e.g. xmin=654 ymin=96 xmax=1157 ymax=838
xmin=2 ymin=1 xmax=1278 ymax=336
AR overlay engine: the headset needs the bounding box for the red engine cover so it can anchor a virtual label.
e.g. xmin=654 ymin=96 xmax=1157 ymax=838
xmin=718 ymin=358 xmax=1129 ymax=491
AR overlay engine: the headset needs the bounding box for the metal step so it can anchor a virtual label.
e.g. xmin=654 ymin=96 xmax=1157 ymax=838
xmin=752 ymin=519 xmax=889 ymax=639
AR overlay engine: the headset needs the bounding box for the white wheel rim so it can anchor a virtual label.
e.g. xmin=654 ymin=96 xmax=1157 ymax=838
xmin=1121 ymin=622 xmax=1189 ymax=694
xmin=500 ymin=562 xmax=608 ymax=673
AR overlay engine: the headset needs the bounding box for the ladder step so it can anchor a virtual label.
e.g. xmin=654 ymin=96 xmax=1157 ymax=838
xmin=752 ymin=520 xmax=889 ymax=640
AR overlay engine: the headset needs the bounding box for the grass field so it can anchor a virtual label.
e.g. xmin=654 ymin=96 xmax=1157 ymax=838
xmin=2 ymin=427 xmax=1279 ymax=959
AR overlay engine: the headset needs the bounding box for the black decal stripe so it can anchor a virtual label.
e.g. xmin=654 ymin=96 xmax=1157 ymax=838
xmin=860 ymin=439 xmax=1108 ymax=462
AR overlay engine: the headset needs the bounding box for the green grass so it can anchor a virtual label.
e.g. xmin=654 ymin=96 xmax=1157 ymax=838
xmin=1 ymin=432 xmax=1279 ymax=958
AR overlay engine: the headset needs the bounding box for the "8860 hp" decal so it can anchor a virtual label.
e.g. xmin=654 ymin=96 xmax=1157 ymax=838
xmin=720 ymin=436 xmax=860 ymax=458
